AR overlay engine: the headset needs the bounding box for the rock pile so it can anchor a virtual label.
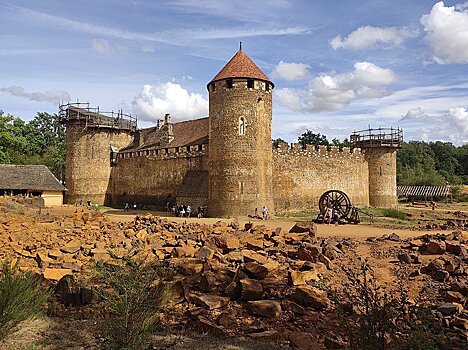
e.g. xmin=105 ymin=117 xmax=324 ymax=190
xmin=398 ymin=231 xmax=468 ymax=340
xmin=0 ymin=205 xmax=353 ymax=348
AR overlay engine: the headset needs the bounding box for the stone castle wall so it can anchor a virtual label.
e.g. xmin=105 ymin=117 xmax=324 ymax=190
xmin=108 ymin=144 xmax=208 ymax=208
xmin=65 ymin=123 xmax=133 ymax=205
xmin=272 ymin=144 xmax=370 ymax=212
xmin=208 ymin=79 xmax=274 ymax=217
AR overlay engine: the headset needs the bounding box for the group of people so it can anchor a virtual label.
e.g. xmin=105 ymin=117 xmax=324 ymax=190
xmin=254 ymin=206 xmax=270 ymax=220
xmin=123 ymin=202 xmax=138 ymax=212
xmin=167 ymin=203 xmax=206 ymax=218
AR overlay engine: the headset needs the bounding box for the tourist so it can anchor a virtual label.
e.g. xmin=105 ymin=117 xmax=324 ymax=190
xmin=197 ymin=206 xmax=202 ymax=218
xmin=262 ymin=206 xmax=266 ymax=220
xmin=325 ymin=206 xmax=333 ymax=224
xmin=124 ymin=202 xmax=129 ymax=212
xmin=187 ymin=205 xmax=192 ymax=218
xmin=180 ymin=205 xmax=185 ymax=217
xmin=265 ymin=207 xmax=269 ymax=220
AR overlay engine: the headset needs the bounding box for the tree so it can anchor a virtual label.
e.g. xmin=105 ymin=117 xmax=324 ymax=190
xmin=0 ymin=110 xmax=65 ymax=179
xmin=298 ymin=130 xmax=329 ymax=146
xmin=272 ymin=138 xmax=287 ymax=148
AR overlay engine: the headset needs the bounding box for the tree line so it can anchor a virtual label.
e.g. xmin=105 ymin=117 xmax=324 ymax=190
xmin=274 ymin=129 xmax=468 ymax=185
xmin=0 ymin=110 xmax=65 ymax=180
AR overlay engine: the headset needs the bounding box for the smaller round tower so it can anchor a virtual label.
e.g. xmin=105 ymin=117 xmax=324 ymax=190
xmin=60 ymin=103 xmax=136 ymax=205
xmin=350 ymin=128 xmax=403 ymax=207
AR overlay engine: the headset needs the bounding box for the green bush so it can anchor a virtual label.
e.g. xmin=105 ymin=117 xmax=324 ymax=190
xmin=0 ymin=260 xmax=49 ymax=340
xmin=93 ymin=258 xmax=172 ymax=350
xmin=381 ymin=208 xmax=408 ymax=220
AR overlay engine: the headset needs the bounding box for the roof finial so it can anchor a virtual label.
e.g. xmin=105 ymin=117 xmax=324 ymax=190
xmin=239 ymin=41 xmax=242 ymax=51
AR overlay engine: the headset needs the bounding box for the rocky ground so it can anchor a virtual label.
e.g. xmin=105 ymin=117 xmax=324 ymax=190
xmin=0 ymin=197 xmax=467 ymax=349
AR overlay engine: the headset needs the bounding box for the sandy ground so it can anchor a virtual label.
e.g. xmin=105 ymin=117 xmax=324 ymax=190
xmin=102 ymin=209 xmax=440 ymax=240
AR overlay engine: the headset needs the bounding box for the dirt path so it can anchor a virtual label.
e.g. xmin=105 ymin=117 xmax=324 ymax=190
xmin=102 ymin=209 xmax=448 ymax=241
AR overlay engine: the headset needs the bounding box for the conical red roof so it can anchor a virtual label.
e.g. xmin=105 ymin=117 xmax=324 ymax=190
xmin=209 ymin=49 xmax=274 ymax=87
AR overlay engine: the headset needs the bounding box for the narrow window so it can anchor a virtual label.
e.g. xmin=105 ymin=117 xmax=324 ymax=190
xmin=247 ymin=79 xmax=254 ymax=88
xmin=265 ymin=83 xmax=270 ymax=91
xmin=226 ymin=79 xmax=233 ymax=88
xmin=211 ymin=83 xmax=216 ymax=92
xmin=239 ymin=117 xmax=245 ymax=135
xmin=380 ymin=166 xmax=382 ymax=176
xmin=239 ymin=181 xmax=244 ymax=194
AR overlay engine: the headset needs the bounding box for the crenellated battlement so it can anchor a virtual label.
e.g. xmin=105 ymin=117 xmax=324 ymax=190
xmin=116 ymin=143 xmax=208 ymax=161
xmin=273 ymin=143 xmax=363 ymax=159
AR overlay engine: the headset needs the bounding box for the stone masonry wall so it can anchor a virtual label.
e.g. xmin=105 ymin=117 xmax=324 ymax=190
xmin=363 ymin=148 xmax=398 ymax=208
xmin=208 ymin=79 xmax=274 ymax=217
xmin=65 ymin=123 xmax=133 ymax=205
xmin=273 ymin=144 xmax=369 ymax=212
xmin=109 ymin=145 xmax=208 ymax=208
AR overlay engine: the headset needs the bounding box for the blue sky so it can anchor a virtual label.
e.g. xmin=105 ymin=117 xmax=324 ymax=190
xmin=1 ymin=0 xmax=468 ymax=145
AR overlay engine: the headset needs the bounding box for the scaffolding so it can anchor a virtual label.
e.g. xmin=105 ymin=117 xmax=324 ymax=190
xmin=350 ymin=127 xmax=403 ymax=149
xmin=59 ymin=102 xmax=137 ymax=132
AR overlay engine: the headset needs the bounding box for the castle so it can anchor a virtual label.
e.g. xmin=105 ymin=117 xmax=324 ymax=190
xmin=61 ymin=48 xmax=402 ymax=217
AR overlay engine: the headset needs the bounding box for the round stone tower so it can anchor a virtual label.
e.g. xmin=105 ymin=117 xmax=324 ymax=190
xmin=60 ymin=103 xmax=135 ymax=205
xmin=350 ymin=128 xmax=403 ymax=207
xmin=207 ymin=47 xmax=274 ymax=217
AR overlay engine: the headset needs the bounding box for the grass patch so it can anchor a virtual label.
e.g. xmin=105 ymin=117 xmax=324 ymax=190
xmin=0 ymin=261 xmax=50 ymax=341
xmin=275 ymin=210 xmax=317 ymax=219
xmin=380 ymin=208 xmax=408 ymax=220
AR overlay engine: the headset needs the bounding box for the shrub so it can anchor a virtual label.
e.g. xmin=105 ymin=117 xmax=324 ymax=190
xmin=0 ymin=260 xmax=49 ymax=340
xmin=334 ymin=259 xmax=450 ymax=350
xmin=93 ymin=258 xmax=172 ymax=350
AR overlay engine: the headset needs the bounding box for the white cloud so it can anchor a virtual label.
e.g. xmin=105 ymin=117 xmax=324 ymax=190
xmin=275 ymin=62 xmax=396 ymax=112
xmin=92 ymin=38 xmax=114 ymax=54
xmin=270 ymin=61 xmax=311 ymax=80
xmin=141 ymin=45 xmax=155 ymax=53
xmin=132 ymin=83 xmax=208 ymax=122
xmin=400 ymin=106 xmax=468 ymax=145
xmin=330 ymin=26 xmax=418 ymax=50
xmin=20 ymin=7 xmax=308 ymax=46
xmin=0 ymin=85 xmax=70 ymax=104
xmin=420 ymin=1 xmax=468 ymax=63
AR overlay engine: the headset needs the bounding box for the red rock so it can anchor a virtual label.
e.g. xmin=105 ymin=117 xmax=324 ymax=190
xmin=288 ymin=269 xmax=320 ymax=286
xmin=192 ymin=294 xmax=230 ymax=310
xmin=240 ymin=278 xmax=263 ymax=301
xmin=293 ymin=286 xmax=329 ymax=309
xmin=195 ymin=246 xmax=215 ymax=259
xmin=248 ymin=300 xmax=282 ymax=318
xmin=289 ymin=222 xmax=317 ymax=237
xmin=424 ymin=241 xmax=446 ymax=254
xmin=244 ymin=262 xmax=269 ymax=280
xmin=289 ymin=331 xmax=322 ymax=349
xmin=43 ymin=268 xmax=73 ymax=281
xmin=297 ymin=245 xmax=321 ymax=262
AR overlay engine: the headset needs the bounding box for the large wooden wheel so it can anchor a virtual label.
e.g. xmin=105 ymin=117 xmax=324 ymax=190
xmin=318 ymin=190 xmax=352 ymax=219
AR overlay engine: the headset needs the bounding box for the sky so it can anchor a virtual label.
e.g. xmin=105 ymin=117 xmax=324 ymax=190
xmin=1 ymin=0 xmax=468 ymax=145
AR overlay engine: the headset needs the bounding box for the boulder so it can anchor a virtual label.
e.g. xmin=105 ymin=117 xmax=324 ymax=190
xmin=437 ymin=302 xmax=462 ymax=316
xmin=242 ymin=250 xmax=268 ymax=265
xmin=195 ymin=246 xmax=215 ymax=260
xmin=248 ymin=300 xmax=282 ymax=318
xmin=297 ymin=245 xmax=321 ymax=262
xmin=244 ymin=262 xmax=269 ymax=280
xmin=192 ymin=294 xmax=230 ymax=310
xmin=293 ymin=286 xmax=329 ymax=309
xmin=289 ymin=332 xmax=322 ymax=350
xmin=423 ymin=241 xmax=446 ymax=254
xmin=289 ymin=222 xmax=317 ymax=237
xmin=288 ymin=270 xmax=320 ymax=286
xmin=43 ymin=268 xmax=73 ymax=281
xmin=240 ymin=278 xmax=263 ymax=301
